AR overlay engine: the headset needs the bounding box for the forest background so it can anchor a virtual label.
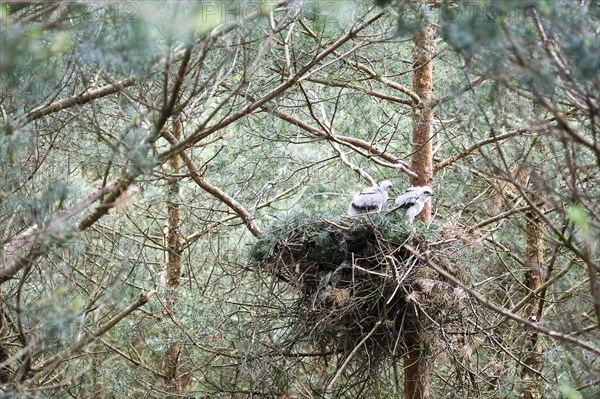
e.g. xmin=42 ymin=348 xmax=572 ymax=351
xmin=0 ymin=0 xmax=599 ymax=398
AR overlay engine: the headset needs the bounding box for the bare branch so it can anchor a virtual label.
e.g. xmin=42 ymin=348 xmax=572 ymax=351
xmin=306 ymin=77 xmax=414 ymax=106
xmin=228 ymin=83 xmax=417 ymax=178
xmin=21 ymin=78 xmax=135 ymax=125
xmin=181 ymin=175 xmax=310 ymax=248
xmin=301 ymin=86 xmax=376 ymax=186
xmin=1 ymin=41 xmax=198 ymax=283
xmin=540 ymin=97 xmax=600 ymax=156
xmin=158 ymin=11 xmax=387 ymax=162
xmin=325 ymin=321 xmax=381 ymax=392
xmin=31 ymin=290 xmax=156 ymax=372
xmin=0 ymin=180 xmax=126 ymax=284
xmin=298 ymin=18 xmax=421 ymax=104
xmin=434 ymin=111 xmax=578 ymax=173
xmin=430 ymin=76 xmax=486 ymax=108
xmin=2 ymin=181 xmax=117 ymax=254
xmin=466 ymin=202 xmax=549 ymax=233
xmin=161 ymin=129 xmax=261 ymax=237
xmin=404 ymin=245 xmax=600 ymax=356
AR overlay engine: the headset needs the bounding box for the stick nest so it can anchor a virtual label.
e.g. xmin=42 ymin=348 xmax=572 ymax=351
xmin=250 ymin=213 xmax=471 ymax=369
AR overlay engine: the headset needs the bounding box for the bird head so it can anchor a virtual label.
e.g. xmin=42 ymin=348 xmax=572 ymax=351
xmin=421 ymin=186 xmax=433 ymax=197
xmin=380 ymin=180 xmax=393 ymax=191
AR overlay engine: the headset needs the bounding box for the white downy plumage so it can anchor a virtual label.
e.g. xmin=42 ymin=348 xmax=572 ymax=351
xmin=347 ymin=180 xmax=393 ymax=217
xmin=394 ymin=186 xmax=433 ymax=223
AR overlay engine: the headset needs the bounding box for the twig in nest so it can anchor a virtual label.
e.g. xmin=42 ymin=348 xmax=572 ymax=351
xmin=325 ymin=321 xmax=382 ymax=392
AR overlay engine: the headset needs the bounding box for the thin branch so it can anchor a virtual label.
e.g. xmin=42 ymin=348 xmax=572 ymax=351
xmin=228 ymin=83 xmax=416 ymax=178
xmin=77 ymin=177 xmax=135 ymax=231
xmin=434 ymin=111 xmax=577 ymax=173
xmin=149 ymin=44 xmax=193 ymax=144
xmin=180 ymin=175 xmax=310 ymax=248
xmin=158 ymin=11 xmax=387 ymax=162
xmin=540 ymin=97 xmax=600 ymax=156
xmin=31 ymin=290 xmax=156 ymax=372
xmin=466 ymin=202 xmax=549 ymax=233
xmin=279 ymin=107 xmax=416 ymax=178
xmin=404 ymin=245 xmax=600 ymax=356
xmin=430 ymin=76 xmax=486 ymax=108
xmin=21 ymin=78 xmax=135 ymax=125
xmin=2 ymin=41 xmax=193 ymax=283
xmin=98 ymin=337 xmax=168 ymax=379
xmin=306 ymin=77 xmax=414 ymax=105
xmin=301 ymin=86 xmax=376 ymax=185
xmin=530 ymin=8 xmax=572 ymax=82
xmin=0 ymin=180 xmax=127 ymax=284
xmin=161 ymin=129 xmax=261 ymax=237
xmin=298 ymin=18 xmax=421 ymax=105
xmin=2 ymin=181 xmax=117 ymax=254
xmin=325 ymin=321 xmax=381 ymax=392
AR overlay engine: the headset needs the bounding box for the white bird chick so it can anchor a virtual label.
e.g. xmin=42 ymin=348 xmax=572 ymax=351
xmin=347 ymin=180 xmax=393 ymax=217
xmin=394 ymin=186 xmax=433 ymax=224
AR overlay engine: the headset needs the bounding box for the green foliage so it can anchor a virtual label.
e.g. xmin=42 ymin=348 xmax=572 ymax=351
xmin=251 ymin=212 xmax=415 ymax=264
xmin=395 ymin=1 xmax=429 ymax=35
xmin=440 ymin=0 xmax=600 ymax=93
xmin=78 ymin=12 xmax=156 ymax=77
xmin=566 ymin=204 xmax=588 ymax=230
xmin=558 ymin=383 xmax=584 ymax=399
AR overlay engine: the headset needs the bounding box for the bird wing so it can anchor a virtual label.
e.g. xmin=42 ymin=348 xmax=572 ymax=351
xmin=394 ymin=187 xmax=423 ymax=209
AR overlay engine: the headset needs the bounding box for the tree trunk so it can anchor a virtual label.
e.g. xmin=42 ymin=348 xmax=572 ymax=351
xmin=165 ymin=116 xmax=182 ymax=306
xmin=521 ymin=171 xmax=546 ymax=399
xmin=162 ymin=115 xmax=183 ymax=394
xmin=404 ymin=22 xmax=436 ymax=399
xmin=90 ymin=343 xmax=105 ymax=399
xmin=403 ymin=325 xmax=430 ymax=399
xmin=410 ymin=23 xmax=435 ymax=222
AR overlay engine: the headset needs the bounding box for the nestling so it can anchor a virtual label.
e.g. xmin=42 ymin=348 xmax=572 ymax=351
xmin=393 ymin=186 xmax=433 ymax=223
xmin=347 ymin=180 xmax=393 ymax=217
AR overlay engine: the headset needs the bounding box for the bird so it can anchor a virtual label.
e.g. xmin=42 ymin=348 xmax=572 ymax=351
xmin=347 ymin=180 xmax=393 ymax=217
xmin=393 ymin=186 xmax=433 ymax=223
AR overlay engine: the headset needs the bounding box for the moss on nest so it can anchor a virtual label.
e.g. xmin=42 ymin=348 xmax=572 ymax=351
xmin=250 ymin=212 xmax=471 ymax=370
